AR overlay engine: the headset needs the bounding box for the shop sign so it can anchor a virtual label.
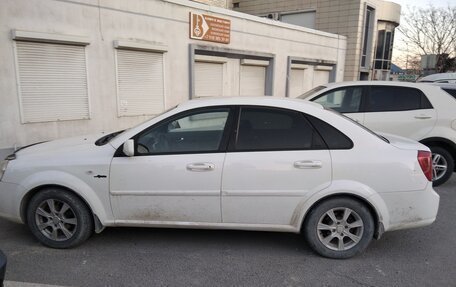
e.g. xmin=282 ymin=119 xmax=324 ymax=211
xmin=190 ymin=12 xmax=231 ymax=44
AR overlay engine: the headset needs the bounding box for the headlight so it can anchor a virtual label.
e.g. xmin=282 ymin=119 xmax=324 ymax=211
xmin=0 ymin=160 xmax=9 ymax=181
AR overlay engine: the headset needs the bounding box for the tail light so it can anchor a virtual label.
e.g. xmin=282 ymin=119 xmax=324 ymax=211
xmin=417 ymin=151 xmax=432 ymax=182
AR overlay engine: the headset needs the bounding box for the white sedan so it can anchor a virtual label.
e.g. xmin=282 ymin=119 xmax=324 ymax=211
xmin=0 ymin=97 xmax=439 ymax=258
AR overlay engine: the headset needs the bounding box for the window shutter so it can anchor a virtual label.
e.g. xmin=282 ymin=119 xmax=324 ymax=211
xmin=116 ymin=49 xmax=165 ymax=116
xmin=289 ymin=69 xmax=305 ymax=98
xmin=313 ymin=69 xmax=331 ymax=87
xmin=15 ymin=41 xmax=89 ymax=123
xmin=194 ymin=62 xmax=224 ymax=98
xmin=239 ymin=65 xmax=266 ymax=96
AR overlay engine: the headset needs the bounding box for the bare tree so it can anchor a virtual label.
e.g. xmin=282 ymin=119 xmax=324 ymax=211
xmin=398 ymin=5 xmax=456 ymax=57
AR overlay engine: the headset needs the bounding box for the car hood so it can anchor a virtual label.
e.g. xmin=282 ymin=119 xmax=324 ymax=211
xmin=15 ymin=133 xmax=108 ymax=157
xmin=378 ymin=132 xmax=429 ymax=151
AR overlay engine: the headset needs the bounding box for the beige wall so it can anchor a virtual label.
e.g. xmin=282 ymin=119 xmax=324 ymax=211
xmin=191 ymin=0 xmax=228 ymax=8
xmin=233 ymin=0 xmax=400 ymax=81
xmin=0 ymin=0 xmax=346 ymax=155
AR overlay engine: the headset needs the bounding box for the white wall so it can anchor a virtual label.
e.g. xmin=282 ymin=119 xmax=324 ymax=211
xmin=0 ymin=0 xmax=346 ymax=154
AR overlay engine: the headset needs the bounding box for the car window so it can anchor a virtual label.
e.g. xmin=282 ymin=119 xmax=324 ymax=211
xmin=306 ymin=115 xmax=353 ymax=149
xmin=311 ymin=87 xmax=363 ymax=113
xmin=443 ymin=88 xmax=456 ymax=99
xmin=136 ymin=108 xmax=230 ymax=155
xmin=367 ymin=86 xmax=428 ymax=112
xmin=235 ymin=107 xmax=325 ymax=151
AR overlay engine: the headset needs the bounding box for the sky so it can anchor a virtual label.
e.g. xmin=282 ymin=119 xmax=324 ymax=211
xmin=390 ymin=0 xmax=453 ymax=67
xmin=389 ymin=0 xmax=451 ymax=8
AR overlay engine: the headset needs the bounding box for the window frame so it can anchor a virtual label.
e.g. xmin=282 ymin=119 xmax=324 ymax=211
xmin=124 ymin=106 xmax=237 ymax=157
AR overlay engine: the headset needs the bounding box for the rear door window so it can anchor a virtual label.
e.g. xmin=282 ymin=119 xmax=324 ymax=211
xmin=366 ymin=86 xmax=431 ymax=112
xmin=234 ymin=107 xmax=325 ymax=151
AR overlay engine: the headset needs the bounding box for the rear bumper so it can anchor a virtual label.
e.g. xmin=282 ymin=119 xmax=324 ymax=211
xmin=0 ymin=250 xmax=6 ymax=286
xmin=380 ymin=184 xmax=440 ymax=232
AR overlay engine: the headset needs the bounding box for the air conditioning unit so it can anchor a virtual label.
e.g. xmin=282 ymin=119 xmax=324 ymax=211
xmin=266 ymin=13 xmax=280 ymax=20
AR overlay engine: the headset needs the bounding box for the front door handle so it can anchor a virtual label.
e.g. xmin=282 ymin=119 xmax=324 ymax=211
xmin=187 ymin=162 xmax=215 ymax=172
xmin=414 ymin=115 xmax=432 ymax=119
xmin=294 ymin=160 xmax=323 ymax=169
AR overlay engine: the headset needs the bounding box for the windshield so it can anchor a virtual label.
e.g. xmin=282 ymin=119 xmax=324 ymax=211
xmin=95 ymin=105 xmax=179 ymax=145
xmin=297 ymin=85 xmax=327 ymax=99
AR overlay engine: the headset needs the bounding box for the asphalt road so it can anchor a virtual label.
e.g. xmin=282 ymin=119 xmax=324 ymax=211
xmin=1 ymin=175 xmax=455 ymax=287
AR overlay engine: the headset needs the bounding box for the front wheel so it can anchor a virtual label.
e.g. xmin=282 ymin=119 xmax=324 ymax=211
xmin=26 ymin=188 xmax=93 ymax=248
xmin=303 ymin=197 xmax=374 ymax=259
xmin=430 ymin=146 xmax=454 ymax=187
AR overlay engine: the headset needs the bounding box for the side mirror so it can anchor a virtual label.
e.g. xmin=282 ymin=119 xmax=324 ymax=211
xmin=123 ymin=139 xmax=135 ymax=157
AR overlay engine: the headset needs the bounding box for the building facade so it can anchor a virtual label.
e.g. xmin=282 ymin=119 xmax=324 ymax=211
xmin=0 ymin=0 xmax=346 ymax=158
xmin=232 ymin=0 xmax=401 ymax=81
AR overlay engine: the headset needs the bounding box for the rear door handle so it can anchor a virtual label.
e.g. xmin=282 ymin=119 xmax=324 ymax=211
xmin=187 ymin=162 xmax=215 ymax=172
xmin=414 ymin=115 xmax=432 ymax=119
xmin=294 ymin=160 xmax=322 ymax=169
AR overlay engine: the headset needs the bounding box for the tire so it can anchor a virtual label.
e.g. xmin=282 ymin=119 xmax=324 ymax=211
xmin=26 ymin=188 xmax=93 ymax=248
xmin=430 ymin=146 xmax=454 ymax=187
xmin=303 ymin=197 xmax=374 ymax=259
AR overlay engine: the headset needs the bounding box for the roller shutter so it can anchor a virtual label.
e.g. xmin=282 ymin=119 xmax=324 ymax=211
xmin=116 ymin=49 xmax=165 ymax=116
xmin=239 ymin=65 xmax=266 ymax=96
xmin=15 ymin=41 xmax=89 ymax=123
xmin=289 ymin=69 xmax=306 ymax=98
xmin=312 ymin=66 xmax=332 ymax=87
xmin=194 ymin=62 xmax=224 ymax=98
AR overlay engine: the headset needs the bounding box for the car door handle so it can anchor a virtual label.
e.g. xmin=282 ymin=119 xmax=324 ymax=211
xmin=186 ymin=163 xmax=215 ymax=172
xmin=294 ymin=160 xmax=322 ymax=169
xmin=414 ymin=115 xmax=432 ymax=119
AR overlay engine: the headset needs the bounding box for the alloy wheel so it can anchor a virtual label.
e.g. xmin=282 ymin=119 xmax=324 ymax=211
xmin=316 ymin=207 xmax=364 ymax=251
xmin=432 ymin=153 xmax=448 ymax=182
xmin=34 ymin=199 xmax=78 ymax=241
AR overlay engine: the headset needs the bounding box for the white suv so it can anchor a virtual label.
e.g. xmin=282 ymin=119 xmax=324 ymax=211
xmin=301 ymin=81 xmax=456 ymax=186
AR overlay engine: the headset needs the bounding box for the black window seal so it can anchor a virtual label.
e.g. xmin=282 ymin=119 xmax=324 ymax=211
xmin=114 ymin=106 xmax=236 ymax=157
xmin=304 ymin=114 xmax=354 ymax=150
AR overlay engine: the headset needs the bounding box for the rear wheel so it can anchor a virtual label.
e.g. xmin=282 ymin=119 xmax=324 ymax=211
xmin=303 ymin=197 xmax=374 ymax=259
xmin=26 ymin=188 xmax=93 ymax=248
xmin=430 ymin=146 xmax=454 ymax=187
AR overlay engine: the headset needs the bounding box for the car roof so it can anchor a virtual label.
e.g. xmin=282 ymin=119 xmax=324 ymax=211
xmin=323 ymin=81 xmax=433 ymax=88
xmin=430 ymin=83 xmax=456 ymax=90
xmin=177 ymin=96 xmax=324 ymax=111
xmin=417 ymin=72 xmax=456 ymax=82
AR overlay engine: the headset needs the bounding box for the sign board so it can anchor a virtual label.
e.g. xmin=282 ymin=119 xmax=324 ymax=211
xmin=398 ymin=74 xmax=418 ymax=82
xmin=190 ymin=12 xmax=231 ymax=44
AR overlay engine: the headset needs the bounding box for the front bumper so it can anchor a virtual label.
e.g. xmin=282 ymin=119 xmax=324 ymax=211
xmin=380 ymin=183 xmax=440 ymax=232
xmin=0 ymin=181 xmax=24 ymax=223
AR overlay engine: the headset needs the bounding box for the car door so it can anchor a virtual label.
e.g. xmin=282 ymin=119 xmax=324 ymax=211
xmin=363 ymin=86 xmax=437 ymax=140
xmin=109 ymin=107 xmax=234 ymax=223
xmin=221 ymin=106 xmax=332 ymax=225
xmin=310 ymin=86 xmax=365 ymax=124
